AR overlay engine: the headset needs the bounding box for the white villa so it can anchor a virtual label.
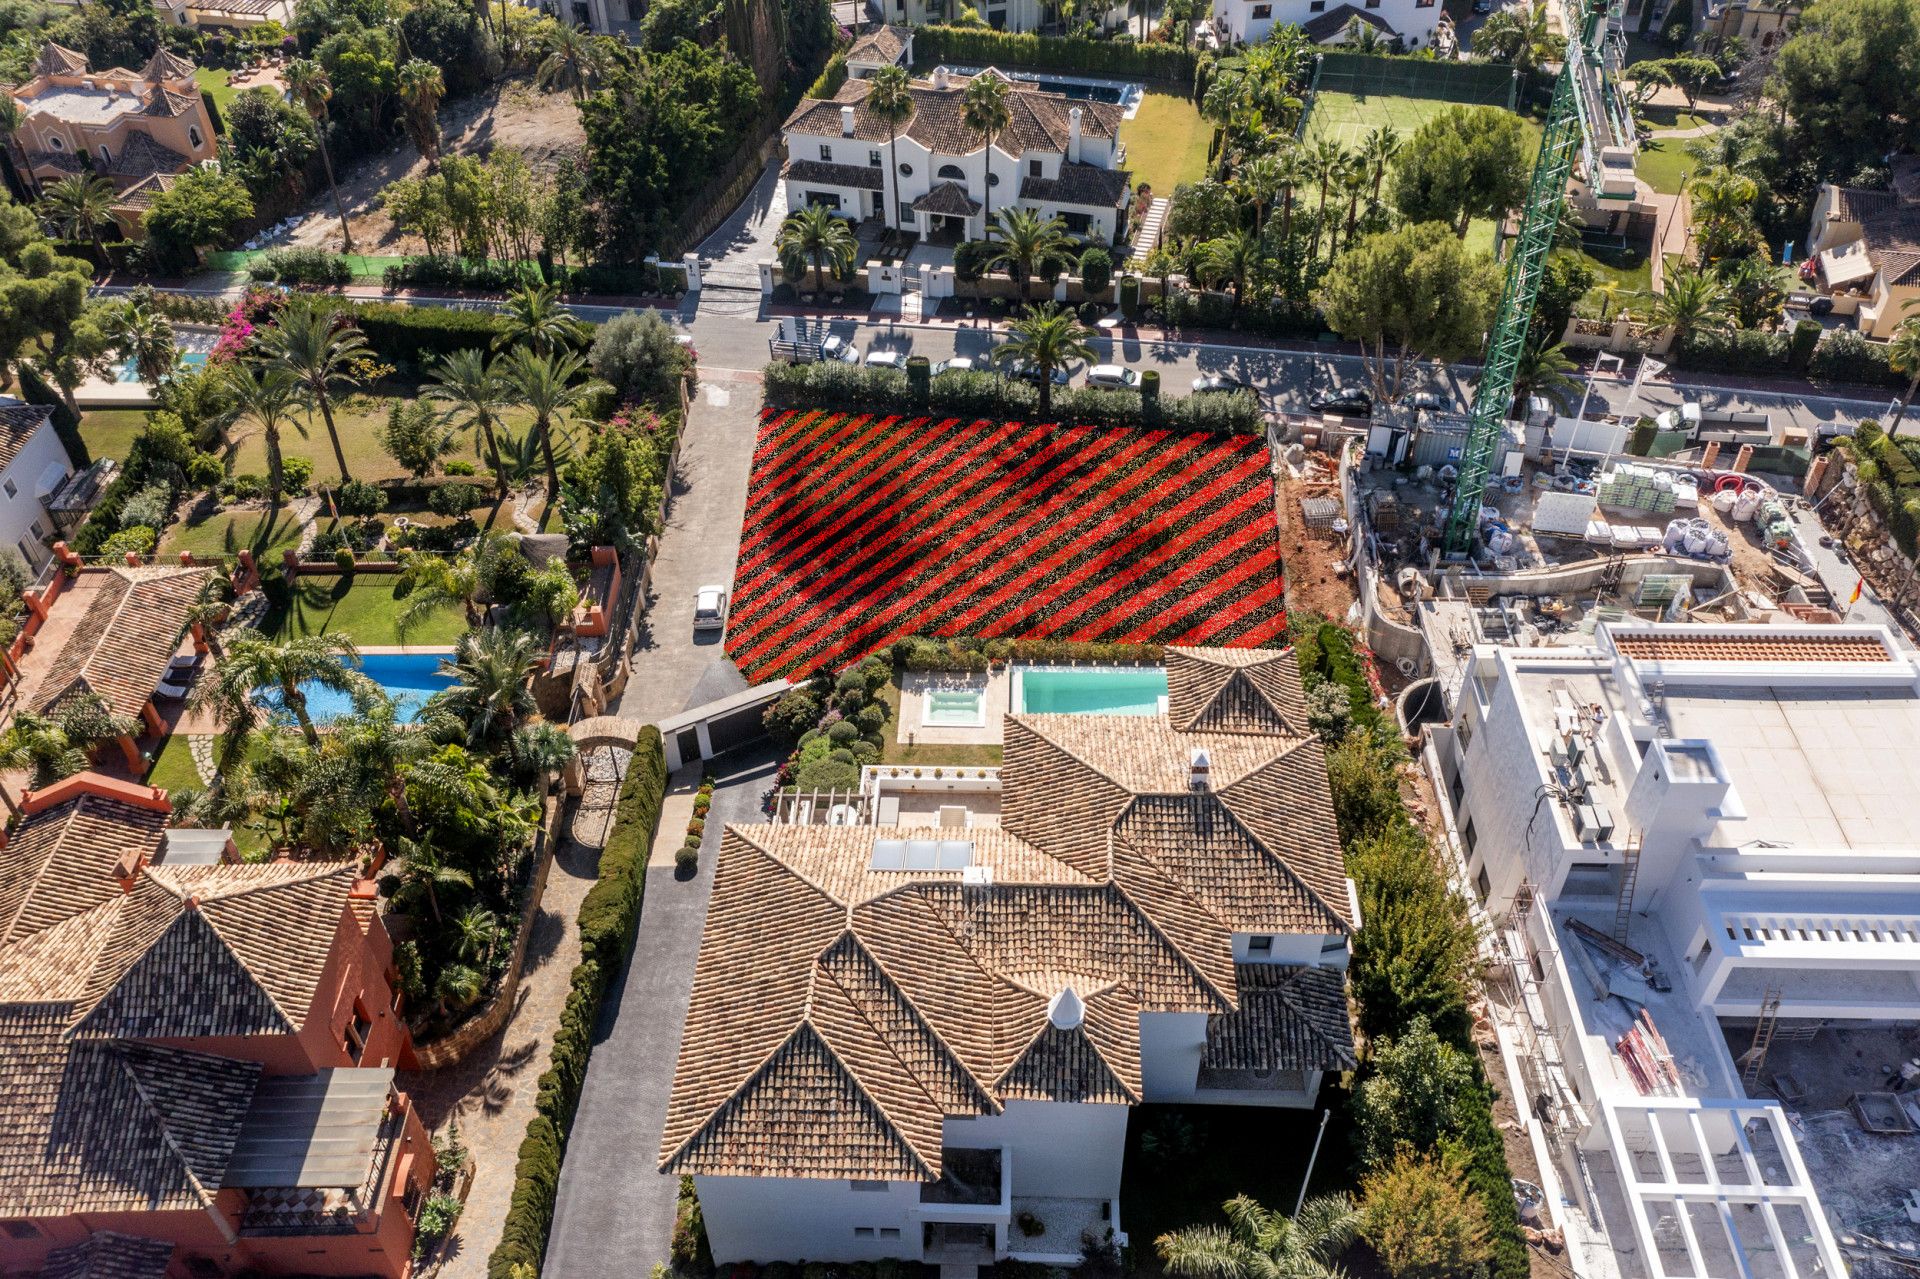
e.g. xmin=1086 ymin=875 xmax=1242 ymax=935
xmin=659 ymin=648 xmax=1357 ymax=1268
xmin=780 ymin=66 xmax=1132 ymax=244
xmin=1431 ymin=621 xmax=1920 ymax=1279
xmin=1210 ymin=0 xmax=1443 ymax=49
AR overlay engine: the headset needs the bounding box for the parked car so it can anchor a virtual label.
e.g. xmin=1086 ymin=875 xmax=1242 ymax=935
xmin=1003 ymin=357 xmax=1072 ymax=386
xmin=1086 ymin=364 xmax=1142 ymax=389
xmin=693 ymin=585 xmax=729 ymax=633
xmin=819 ymin=335 xmax=859 ymax=364
xmin=1192 ymin=374 xmax=1256 ymax=395
xmin=1310 ymin=387 xmax=1373 ymax=417
xmin=865 ymin=350 xmax=907 ymax=370
xmin=1407 ymin=390 xmax=1448 ymax=410
xmin=933 ymin=357 xmax=978 ymax=375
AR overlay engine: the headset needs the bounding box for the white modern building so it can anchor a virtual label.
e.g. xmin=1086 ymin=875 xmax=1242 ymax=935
xmin=1430 ymin=621 xmax=1920 ymax=1279
xmin=780 ymin=67 xmax=1132 ymax=243
xmin=1210 ymin=0 xmax=1443 ymax=50
xmin=660 ymin=647 xmax=1358 ymax=1267
xmin=0 ymin=400 xmax=79 ymax=572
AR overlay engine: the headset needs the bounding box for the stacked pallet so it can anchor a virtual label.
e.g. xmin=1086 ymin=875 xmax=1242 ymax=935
xmin=1616 ymin=1008 xmax=1681 ymax=1095
xmin=1598 ymin=464 xmax=1680 ymax=514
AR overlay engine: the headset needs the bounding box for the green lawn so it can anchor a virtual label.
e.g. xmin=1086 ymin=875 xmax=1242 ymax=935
xmin=1633 ymin=134 xmax=1697 ymax=196
xmin=162 ymin=503 xmax=307 ymax=561
xmin=145 ymin=735 xmax=274 ymax=859
xmin=1305 ymin=90 xmax=1463 ymax=151
xmin=78 ymin=408 xmax=152 ymax=466
xmin=1120 ymin=91 xmax=1210 ymax=199
xmin=1573 ymin=242 xmax=1655 ymax=316
xmin=262 ymin=572 xmax=466 ymax=647
xmin=196 ymin=67 xmax=240 ymax=117
xmin=877 ymin=680 xmax=1004 ymax=768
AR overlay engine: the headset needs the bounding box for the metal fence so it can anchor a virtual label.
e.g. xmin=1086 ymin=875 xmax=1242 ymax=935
xmin=1310 ymin=51 xmax=1523 ymax=107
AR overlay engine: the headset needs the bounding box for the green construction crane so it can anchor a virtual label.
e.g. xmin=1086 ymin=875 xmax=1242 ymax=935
xmin=1441 ymin=0 xmax=1616 ymax=554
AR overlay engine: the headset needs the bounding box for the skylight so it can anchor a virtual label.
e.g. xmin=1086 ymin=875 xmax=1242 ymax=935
xmin=870 ymin=839 xmax=974 ymax=871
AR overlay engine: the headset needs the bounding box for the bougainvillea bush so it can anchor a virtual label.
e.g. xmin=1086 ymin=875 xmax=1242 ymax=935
xmin=726 ymin=410 xmax=1287 ymax=682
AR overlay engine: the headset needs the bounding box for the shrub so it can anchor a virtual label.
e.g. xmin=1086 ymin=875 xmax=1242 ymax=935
xmin=335 ymin=479 xmax=388 ymax=518
xmin=1353 ymin=1015 xmax=1480 ymax=1168
xmin=489 ymin=729 xmax=668 ymax=1279
xmin=186 ymin=451 xmax=226 ymax=488
xmin=282 ymin=456 xmax=315 ymax=495
xmin=230 ymin=473 xmax=266 ymax=501
xmin=249 ymin=245 xmax=352 ymax=286
xmin=590 ymin=310 xmax=693 ymax=409
xmin=793 ymin=759 xmax=860 ymax=791
xmin=891 ymin=635 xmax=1164 ymax=671
xmin=119 ymin=482 xmax=174 ymax=532
xmin=1673 ymin=328 xmax=1789 ymax=376
xmin=1358 ymin=1147 xmax=1492 ymax=1279
xmin=675 ymin=842 xmax=700 ymax=872
xmin=912 ymin=24 xmax=1198 ymax=82
xmin=334 ymin=547 xmax=357 ymax=571
xmin=430 ymin=481 xmax=485 ymax=517
xmin=1348 ymin=821 xmax=1479 ymax=1045
xmin=101 ymin=526 xmax=158 ymax=558
xmin=1079 ymin=246 xmax=1113 ymax=298
xmin=352 ymin=302 xmax=513 ymax=368
xmin=826 ymin=719 xmax=860 ymax=745
xmin=445 ymin=459 xmax=477 ymax=476
xmin=764 ymin=688 xmax=824 ymax=744
xmin=1810 ymin=329 xmax=1904 ymax=387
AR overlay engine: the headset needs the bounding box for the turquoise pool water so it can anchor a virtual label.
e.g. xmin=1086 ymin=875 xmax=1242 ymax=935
xmin=116 ymin=350 xmax=210 ymax=383
xmin=261 ymin=651 xmax=455 ymax=724
xmin=1016 ymin=667 xmax=1168 ymax=715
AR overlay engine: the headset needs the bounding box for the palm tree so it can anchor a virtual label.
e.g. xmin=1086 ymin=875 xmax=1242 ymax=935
xmin=334 ymin=700 xmax=427 ymax=832
xmin=430 ymin=628 xmax=540 ymax=751
xmin=962 ymin=73 xmax=1012 ymax=240
xmin=1360 ymin=124 xmax=1401 ymax=206
xmin=193 ymin=632 xmax=360 ymax=747
xmin=1272 ymin=146 xmax=1310 ymax=247
xmin=396 ymin=546 xmax=487 ymax=634
xmin=1305 ymin=138 xmax=1346 ymax=264
xmin=427 ymin=348 xmax=510 ymax=496
xmin=987 ymin=207 xmax=1077 ymax=307
xmin=286 ymin=59 xmax=353 ymax=252
xmin=1513 ymin=340 xmax=1583 ymax=414
xmin=1232 ymin=150 xmax=1285 ymax=233
xmin=389 ymin=834 xmax=472 ymax=925
xmin=1717 ymin=254 xmax=1785 ymax=329
xmin=494 ymin=282 xmax=588 ymax=356
xmin=1472 ymin=0 xmax=1562 ymax=72
xmin=254 ymin=299 xmax=369 ymax=483
xmin=1644 ymin=262 xmax=1731 ymax=347
xmin=397 ymin=59 xmax=446 ymax=167
xmin=500 ymin=345 xmax=595 ymax=500
xmin=867 ymin=66 xmax=915 ymax=231
xmin=1888 ymin=316 xmax=1920 ymax=431
xmin=0 ymin=96 xmax=41 ymax=202
xmin=1145 ymin=247 xmax=1176 ymax=314
xmin=1343 ymin=14 xmax=1388 ymax=53
xmin=0 ymin=712 xmax=88 ymax=790
xmin=537 ymin=23 xmax=604 ymax=100
xmin=1205 ymin=229 xmax=1261 ymax=314
xmin=106 ymin=298 xmax=176 ymax=384
xmin=221 ymin=363 xmax=303 ymax=502
xmin=992 ymin=302 xmax=1094 ymax=417
xmin=1337 ymin=154 xmax=1369 ymax=251
xmin=1688 ymin=167 xmax=1760 ymax=262
xmin=39 ymin=174 xmax=118 ymax=257
xmin=453 ymin=904 xmax=503 ymax=965
xmin=1156 ymin=1194 xmax=1359 ymax=1279
xmin=775 ymin=204 xmax=859 ymax=293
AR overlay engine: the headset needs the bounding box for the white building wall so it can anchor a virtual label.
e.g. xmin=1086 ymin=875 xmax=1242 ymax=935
xmin=0 ymin=417 xmax=70 ymax=571
xmin=693 ymin=1176 xmax=926 ymax=1265
xmin=945 ymin=1100 xmax=1127 ymax=1198
xmin=1139 ymin=1011 xmax=1209 ymax=1101
xmin=1447 ymin=655 xmax=1560 ymax=910
xmin=1212 ymin=0 xmax=1442 ymax=46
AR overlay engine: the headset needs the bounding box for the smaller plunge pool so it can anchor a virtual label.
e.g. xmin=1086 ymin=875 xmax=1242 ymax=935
xmin=1014 ymin=666 xmax=1168 ymax=716
xmin=925 ymin=688 xmax=986 ymax=727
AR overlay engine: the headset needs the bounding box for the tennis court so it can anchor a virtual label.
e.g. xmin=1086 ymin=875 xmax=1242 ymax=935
xmin=1302 ymin=91 xmax=1466 ymax=150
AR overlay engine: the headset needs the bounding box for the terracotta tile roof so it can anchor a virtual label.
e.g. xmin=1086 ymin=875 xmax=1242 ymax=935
xmin=1202 ymin=964 xmax=1356 ymax=1074
xmin=35 ymin=42 xmax=88 ymax=76
xmin=0 ymin=402 xmax=54 ymax=473
xmin=38 ymin=1231 xmax=175 ymax=1279
xmin=662 ymin=648 xmax=1352 ymax=1180
xmin=1166 ymin=645 xmax=1310 ymax=735
xmin=1830 ymin=185 xmax=1901 ymax=222
xmin=108 ymin=129 xmax=190 ymax=178
xmin=141 ymin=49 xmax=197 ymax=81
xmin=112 ymin=172 xmax=176 ymax=212
xmin=1303 ymin=3 xmax=1395 ymax=40
xmin=785 ymin=71 xmax=1124 ymax=159
xmin=846 ymin=24 xmax=909 ymax=64
xmin=0 ymin=793 xmax=166 ymax=947
xmin=1611 ymin=631 xmax=1893 ymax=663
xmin=1020 ymin=162 xmax=1130 ymax=209
xmin=913 ymin=180 xmax=982 ymax=215
xmin=34 ymin=565 xmax=210 ymax=720
xmin=784 ymin=158 xmax=886 ymax=191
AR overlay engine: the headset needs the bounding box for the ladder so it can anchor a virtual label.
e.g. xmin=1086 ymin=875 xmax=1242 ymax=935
xmin=1612 ymin=832 xmax=1641 ymax=943
xmin=1740 ymin=987 xmax=1783 ymax=1092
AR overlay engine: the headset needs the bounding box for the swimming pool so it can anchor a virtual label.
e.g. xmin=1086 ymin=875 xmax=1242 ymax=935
xmin=262 ymin=651 xmax=456 ymax=724
xmin=925 ymin=687 xmax=986 ymax=727
xmin=115 ymin=350 xmax=210 ymax=384
xmin=933 ymin=67 xmax=1144 ymax=118
xmin=1014 ymin=666 xmax=1168 ymax=716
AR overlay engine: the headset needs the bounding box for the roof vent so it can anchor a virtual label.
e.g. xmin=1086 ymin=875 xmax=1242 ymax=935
xmin=841 ymin=105 xmax=856 ymax=136
xmin=932 ymin=66 xmax=950 ymax=90
xmin=961 ymin=864 xmax=994 ymax=887
xmin=1189 ymin=747 xmax=1212 ymax=792
xmin=1048 ymin=986 xmax=1085 ymax=1031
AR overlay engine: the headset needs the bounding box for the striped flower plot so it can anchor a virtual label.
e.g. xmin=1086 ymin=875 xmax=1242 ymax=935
xmin=725 ymin=410 xmax=1287 ymax=682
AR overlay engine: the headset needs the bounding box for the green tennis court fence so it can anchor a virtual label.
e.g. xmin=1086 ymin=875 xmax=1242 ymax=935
xmin=1309 ymin=51 xmax=1521 ymax=108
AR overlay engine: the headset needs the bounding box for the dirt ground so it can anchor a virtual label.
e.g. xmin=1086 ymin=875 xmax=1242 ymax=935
xmin=1278 ymin=464 xmax=1360 ymax=625
xmin=286 ymin=78 xmax=587 ymax=254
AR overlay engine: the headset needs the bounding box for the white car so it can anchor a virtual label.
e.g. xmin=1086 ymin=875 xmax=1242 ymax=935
xmin=693 ymin=585 xmax=730 ymax=633
xmin=933 ymin=356 xmax=978 ymax=375
xmin=1086 ymin=364 xmax=1142 ymax=389
xmin=865 ymin=350 xmax=907 ymax=370
xmin=1407 ymin=390 xmax=1448 ymax=410
xmin=819 ymin=335 xmax=859 ymax=364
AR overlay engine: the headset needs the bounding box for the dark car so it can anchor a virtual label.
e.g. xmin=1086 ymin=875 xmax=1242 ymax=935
xmin=1192 ymin=374 xmax=1256 ymax=395
xmin=1309 ymin=388 xmax=1373 ymax=417
xmin=1003 ymin=357 xmax=1072 ymax=387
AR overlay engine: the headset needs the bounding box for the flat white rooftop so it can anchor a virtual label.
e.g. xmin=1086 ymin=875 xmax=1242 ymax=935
xmin=21 ymin=85 xmax=141 ymax=125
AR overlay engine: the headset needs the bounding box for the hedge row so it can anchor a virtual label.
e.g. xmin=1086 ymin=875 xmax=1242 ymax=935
xmin=912 ymin=24 xmax=1199 ymax=84
xmin=889 ymin=634 xmax=1165 ymax=671
xmin=351 ymin=302 xmax=513 ymax=368
xmin=1674 ymin=326 xmax=1907 ymax=390
xmin=761 ymin=361 xmax=1262 ymax=435
xmin=489 ymin=728 xmax=670 ymax=1279
xmin=1671 ymin=328 xmax=1789 ymax=376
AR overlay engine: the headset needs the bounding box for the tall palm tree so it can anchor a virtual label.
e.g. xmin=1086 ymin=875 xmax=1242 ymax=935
xmin=430 ymin=628 xmax=540 ymax=751
xmin=1717 ymin=253 xmax=1785 ymax=329
xmin=389 ymin=834 xmax=472 ymax=925
xmin=991 ymin=302 xmax=1094 ymax=417
xmin=1888 ymin=316 xmax=1920 ymax=431
xmin=1472 ymin=0 xmax=1561 ymax=72
xmin=962 ymin=73 xmax=1012 ymax=240
xmin=334 ymin=700 xmax=427 ymax=832
xmin=193 ymin=632 xmax=361 ymax=747
xmin=500 ymin=345 xmax=595 ymax=500
xmin=1233 ymin=150 xmax=1285 ymax=233
xmin=536 ymin=23 xmax=604 ymax=100
xmin=254 ymin=299 xmax=368 ymax=483
xmin=221 ymin=363 xmax=303 ymax=502
xmin=987 ymin=207 xmax=1077 ymax=307
xmin=866 ymin=67 xmax=915 ymax=232
xmin=1360 ymin=124 xmax=1401 ymax=205
xmin=494 ymin=282 xmax=588 ymax=356
xmin=1205 ymin=228 xmax=1261 ymax=314
xmin=1513 ymin=340 xmax=1583 ymax=414
xmin=1305 ymin=138 xmax=1345 ymax=264
xmin=775 ymin=204 xmax=859 ymax=292
xmin=397 ymin=59 xmax=447 ymax=167
xmin=1644 ymin=262 xmax=1731 ymax=347
xmin=1272 ymin=145 xmax=1310 ymax=247
xmin=1342 ymin=14 xmax=1388 ymax=53
xmin=286 ymin=59 xmax=354 ymax=252
xmin=107 ymin=298 xmax=176 ymax=384
xmin=1337 ymin=154 xmax=1369 ymax=251
xmin=0 ymin=96 xmax=41 ymax=202
xmin=39 ymin=174 xmax=118 ymax=257
xmin=1156 ymin=1194 xmax=1359 ymax=1279
xmin=427 ymin=348 xmax=510 ymax=495
xmin=0 ymin=712 xmax=88 ymax=790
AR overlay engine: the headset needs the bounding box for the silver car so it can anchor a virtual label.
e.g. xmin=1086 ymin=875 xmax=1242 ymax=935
xmin=693 ymin=584 xmax=729 ymax=633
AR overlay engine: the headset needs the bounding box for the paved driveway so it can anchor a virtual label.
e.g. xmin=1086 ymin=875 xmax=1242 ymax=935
xmin=542 ymin=747 xmax=779 ymax=1277
xmin=697 ymin=160 xmax=788 ymax=292
xmin=611 ymin=374 xmax=763 ymax=724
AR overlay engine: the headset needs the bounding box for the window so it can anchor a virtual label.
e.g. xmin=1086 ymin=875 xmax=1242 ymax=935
xmin=48 ymin=135 xmax=63 ymax=151
xmin=820 ymin=144 xmax=834 ymax=161
xmin=1030 ymin=159 xmax=1043 ymax=176
xmin=851 ymin=1179 xmax=889 ymax=1192
xmin=626 ymin=0 xmax=644 ymax=17
xmin=1475 ymin=867 xmax=1492 ymax=901
xmin=1457 ymin=715 xmax=1473 ymax=752
xmin=1308 ymin=1 xmax=1324 ymax=10
xmin=1251 ymin=2 xmax=1271 ymax=14
xmin=1462 ymin=817 xmax=1477 ymax=856
xmin=898 ymin=162 xmax=914 ymax=176
xmin=1450 ymin=769 xmax=1464 ymax=811
xmin=986 ymin=171 xmax=1000 ymax=186
xmin=854 ymin=1227 xmax=877 ymax=1238
xmin=869 ymin=149 xmax=882 ymax=166
xmin=344 ymin=999 xmax=373 ymax=1064
xmin=99 ymin=144 xmax=111 ymax=164
xmin=899 ymin=200 xmax=915 ymax=223
xmin=1 ymin=1220 xmax=40 ymax=1240
xmin=189 ymin=125 xmax=204 ymax=149
xmin=937 ymin=163 xmax=966 ymax=180
xmin=806 ymin=191 xmax=842 ymax=210
xmin=1247 ymin=935 xmax=1273 ymax=955
xmin=3 ymin=479 xmax=15 ymax=499
xmin=1062 ymin=211 xmax=1090 ymax=234
xmin=571 ymin=0 xmax=590 ymax=23
xmin=880 ymin=1228 xmax=902 ymax=1239
xmin=27 ymin=519 xmax=45 ymax=541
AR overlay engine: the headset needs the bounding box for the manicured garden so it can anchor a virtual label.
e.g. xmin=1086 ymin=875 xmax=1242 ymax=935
xmin=263 ymin=572 xmax=467 ymax=646
xmin=726 ymin=411 xmax=1286 ymax=682
xmin=1119 ymin=91 xmax=1210 ymax=197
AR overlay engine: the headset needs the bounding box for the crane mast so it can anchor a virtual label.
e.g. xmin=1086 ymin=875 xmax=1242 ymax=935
xmin=1441 ymin=0 xmax=1618 ymax=554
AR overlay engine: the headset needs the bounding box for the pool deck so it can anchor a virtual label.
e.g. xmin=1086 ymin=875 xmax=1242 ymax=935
xmin=897 ymin=669 xmax=1008 ymax=747
xmin=75 ymin=325 xmax=222 ymax=407
xmin=932 ymin=65 xmax=1144 ymax=119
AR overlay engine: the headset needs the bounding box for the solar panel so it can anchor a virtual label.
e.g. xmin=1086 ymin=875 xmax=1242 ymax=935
xmin=869 ymin=838 xmax=973 ymax=871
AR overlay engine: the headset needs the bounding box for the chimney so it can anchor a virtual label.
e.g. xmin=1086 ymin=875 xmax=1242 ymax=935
xmin=932 ymin=65 xmax=950 ymax=90
xmin=1188 ymin=747 xmax=1211 ymax=792
xmin=841 ymin=105 xmax=856 ymax=137
xmin=1067 ymin=106 xmax=1083 ymax=164
xmin=111 ymin=845 xmax=142 ymax=893
xmin=1048 ymin=985 xmax=1085 ymax=1031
